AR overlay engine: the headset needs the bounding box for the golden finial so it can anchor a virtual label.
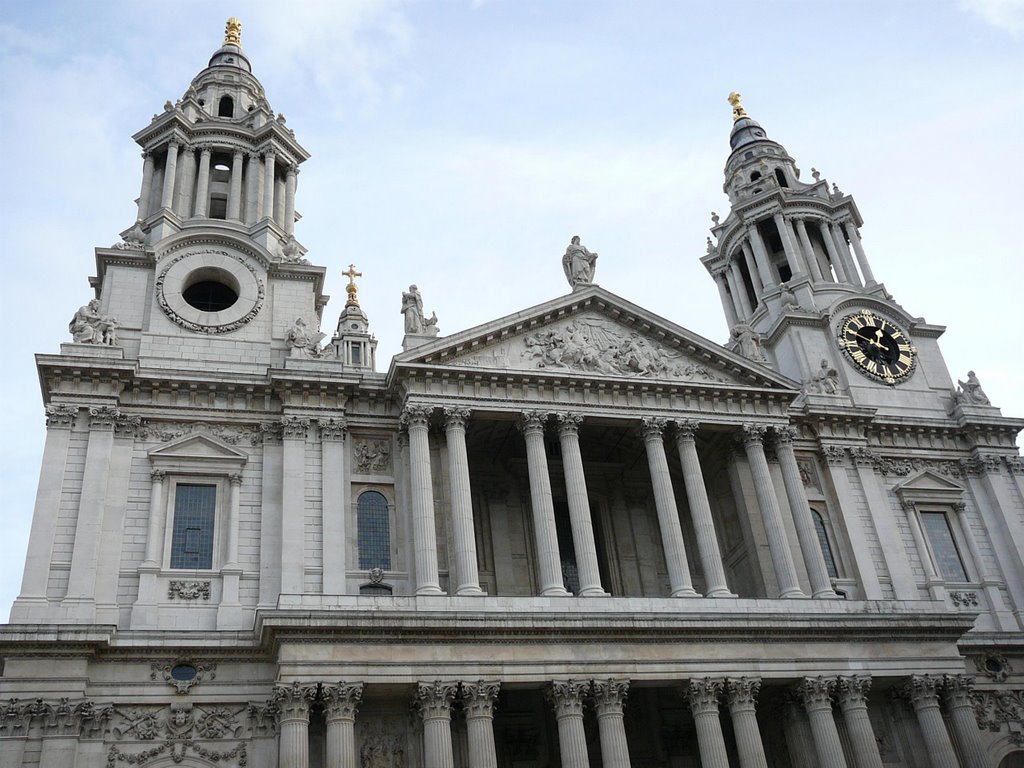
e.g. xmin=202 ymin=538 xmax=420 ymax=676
xmin=343 ymin=264 xmax=363 ymax=306
xmin=728 ymin=91 xmax=748 ymax=122
xmin=224 ymin=17 xmax=242 ymax=47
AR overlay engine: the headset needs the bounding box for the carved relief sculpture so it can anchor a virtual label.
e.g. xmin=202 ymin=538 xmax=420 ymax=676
xmin=731 ymin=322 xmax=767 ymax=362
xmin=354 ymin=439 xmax=392 ymax=473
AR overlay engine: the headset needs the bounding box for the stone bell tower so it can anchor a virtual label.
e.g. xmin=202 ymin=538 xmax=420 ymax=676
xmin=701 ymin=93 xmax=967 ymax=420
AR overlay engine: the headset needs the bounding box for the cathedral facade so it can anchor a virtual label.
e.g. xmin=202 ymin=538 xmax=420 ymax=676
xmin=2 ymin=19 xmax=1024 ymax=768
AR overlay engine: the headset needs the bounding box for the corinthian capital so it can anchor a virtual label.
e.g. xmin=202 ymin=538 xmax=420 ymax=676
xmin=555 ymin=412 xmax=584 ymax=435
xmin=741 ymin=423 xmax=768 ymax=446
xmin=900 ymin=675 xmax=941 ymax=709
xmin=517 ymin=410 xmax=550 ymax=435
xmin=685 ymin=678 xmax=723 ymax=714
xmin=592 ymin=678 xmax=630 ymax=715
xmin=443 ymin=406 xmax=471 ymax=430
xmin=322 ymin=682 xmax=363 ymax=721
xmin=641 ymin=416 xmax=667 ymax=441
xmin=836 ymin=675 xmax=872 ymax=708
xmin=941 ymin=674 xmax=975 ymax=709
xmin=547 ymin=680 xmax=589 ymax=717
xmin=459 ymin=680 xmax=500 ymax=718
xmin=725 ymin=677 xmax=761 ymax=710
xmin=415 ymin=681 xmax=458 ymax=719
xmin=400 ymin=404 xmax=434 ymax=430
xmin=674 ymin=419 xmax=699 ymax=440
xmin=45 ymin=404 xmax=78 ymax=430
xmin=796 ymin=676 xmax=834 ymax=708
xmin=273 ymin=682 xmax=318 ymax=722
xmin=280 ymin=416 xmax=309 ymax=440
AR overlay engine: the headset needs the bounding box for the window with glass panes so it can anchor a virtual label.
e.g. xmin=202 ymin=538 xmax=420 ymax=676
xmin=170 ymin=484 xmax=216 ymax=569
xmin=357 ymin=491 xmax=391 ymax=570
xmin=920 ymin=510 xmax=968 ymax=582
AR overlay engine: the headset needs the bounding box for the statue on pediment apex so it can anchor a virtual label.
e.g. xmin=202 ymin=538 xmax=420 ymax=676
xmin=563 ymin=235 xmax=597 ymax=289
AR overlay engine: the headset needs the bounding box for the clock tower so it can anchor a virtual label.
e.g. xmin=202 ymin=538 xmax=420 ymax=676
xmin=702 ymin=93 xmax=966 ymax=421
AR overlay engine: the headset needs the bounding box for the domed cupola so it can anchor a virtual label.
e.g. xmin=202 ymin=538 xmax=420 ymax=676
xmin=207 ymin=18 xmax=253 ymax=73
xmin=722 ymin=93 xmax=801 ymax=205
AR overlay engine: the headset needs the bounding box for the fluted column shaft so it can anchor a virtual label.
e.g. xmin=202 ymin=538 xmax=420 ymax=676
xmin=418 ymin=682 xmax=457 ymax=768
xmin=549 ymin=681 xmax=591 ymax=768
xmin=675 ymin=421 xmax=733 ymax=597
xmin=798 ymin=678 xmax=847 ymax=768
xmin=137 ymin=152 xmax=155 ymax=220
xmin=262 ymin=151 xmax=277 ymax=220
xmin=159 ymin=142 xmax=179 ymax=210
xmin=324 ymin=683 xmax=363 ymax=768
xmin=741 ymin=425 xmax=804 ymax=597
xmin=175 ymin=146 xmax=196 ymax=217
xmin=774 ymin=212 xmax=805 ymax=276
xmin=142 ymin=470 xmax=166 ymax=566
xmin=821 ymin=222 xmax=847 ymax=282
xmin=747 ymin=227 xmax=776 ymax=288
xmin=793 ymin=218 xmax=825 ymax=282
xmin=836 ymin=676 xmax=883 ymax=768
xmin=245 ymin=152 xmax=260 ymax=223
xmin=403 ymin=406 xmax=443 ymax=595
xmin=903 ymin=676 xmax=958 ymax=768
xmin=461 ymin=681 xmax=500 ymax=768
xmin=194 ymin=147 xmax=212 ymax=217
xmin=520 ymin=412 xmax=570 ymax=596
xmin=774 ymin=428 xmax=837 ymax=598
xmin=714 ymin=271 xmax=740 ymax=328
xmin=285 ymin=167 xmax=297 ymax=234
xmin=557 ymin=413 xmax=606 ymax=596
xmin=593 ymin=679 xmax=631 ymax=768
xmin=687 ymin=679 xmax=729 ymax=768
xmin=741 ymin=240 xmax=765 ymax=295
xmin=444 ymin=408 xmax=483 ymax=595
xmin=727 ymin=678 xmax=768 ymax=768
xmin=942 ymin=675 xmax=988 ymax=768
xmin=642 ymin=418 xmax=698 ymax=597
xmin=843 ymin=221 xmax=875 ymax=283
xmin=729 ymin=259 xmax=754 ymax=318
xmin=275 ymin=684 xmax=315 ymax=768
xmin=228 ymin=150 xmax=244 ymax=220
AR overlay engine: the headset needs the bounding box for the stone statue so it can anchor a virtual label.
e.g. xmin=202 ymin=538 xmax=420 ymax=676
xmin=285 ymin=317 xmax=326 ymax=357
xmin=706 ymin=237 xmax=716 ymax=255
xmin=562 ymin=236 xmax=597 ymax=288
xmin=731 ymin=322 xmax=766 ymax=362
xmin=955 ymin=370 xmax=991 ymax=405
xmin=69 ymin=299 xmax=119 ymax=345
xmin=809 ymin=358 xmax=841 ymax=394
xmin=778 ymin=282 xmax=801 ymax=311
xmin=711 ymin=211 xmax=720 ymax=225
xmin=401 ymin=285 xmax=440 ymax=336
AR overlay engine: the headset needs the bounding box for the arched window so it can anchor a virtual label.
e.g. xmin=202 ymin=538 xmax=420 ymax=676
xmin=774 ymin=168 xmax=789 ymax=188
xmin=357 ymin=490 xmax=391 ymax=570
xmin=218 ymin=95 xmax=234 ymax=118
xmin=812 ymin=509 xmax=839 ymax=578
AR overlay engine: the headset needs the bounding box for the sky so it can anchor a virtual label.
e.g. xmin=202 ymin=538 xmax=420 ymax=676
xmin=1 ymin=0 xmax=1023 ymax=619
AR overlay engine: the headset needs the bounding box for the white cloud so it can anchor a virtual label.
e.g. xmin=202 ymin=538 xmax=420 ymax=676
xmin=960 ymin=0 xmax=1024 ymax=35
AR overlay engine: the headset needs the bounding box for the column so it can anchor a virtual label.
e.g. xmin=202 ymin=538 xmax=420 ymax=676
xmin=228 ymin=149 xmax=244 ymax=220
xmin=793 ymin=218 xmax=825 ymax=282
xmin=549 ymin=680 xmax=591 ymax=768
xmin=245 ymin=152 xmax=261 ymax=223
xmin=797 ymin=677 xmax=847 ymax=768
xmin=444 ymin=407 xmax=484 ymax=595
xmin=747 ymin=226 xmax=777 ymax=289
xmin=275 ymin=682 xmax=316 ymax=768
xmin=942 ymin=675 xmax=988 ymax=768
xmin=557 ymin=413 xmax=607 ymax=596
xmin=281 ymin=417 xmax=309 ymax=595
xmin=828 ymin=222 xmax=860 ymax=284
xmin=842 ymin=221 xmax=875 ymax=284
xmin=741 ymin=240 xmax=765 ymax=295
xmin=193 ymin=146 xmax=212 ymax=217
xmin=774 ymin=427 xmax=837 ymax=598
xmin=66 ymin=406 xmax=117 ymax=603
xmin=593 ymin=679 xmax=631 ymax=768
xmin=713 ymin=270 xmax=740 ymax=328
xmin=741 ymin=424 xmax=804 ymax=598
xmin=16 ymin=405 xmax=76 ymax=602
xmin=725 ymin=272 xmax=747 ymax=324
xmin=460 ymin=681 xmax=500 ymax=768
xmin=675 ymin=421 xmax=734 ymax=597
xmin=137 ymin=151 xmax=155 ymax=220
xmin=729 ymin=259 xmax=754 ymax=318
xmin=159 ymin=141 xmax=179 ymax=211
xmin=402 ymin=405 xmax=444 ymax=595
xmin=641 ymin=418 xmax=698 ymax=597
xmin=902 ymin=676 xmax=958 ymax=768
xmin=519 ymin=411 xmax=570 ymax=596
xmin=686 ymin=678 xmax=729 ymax=768
xmin=726 ymin=678 xmax=768 ymax=768
xmin=262 ymin=150 xmax=277 ymax=220
xmin=782 ymin=694 xmax=818 ymax=768
xmin=774 ymin=211 xmax=805 ymax=277
xmin=321 ymin=419 xmax=348 ymax=594
xmin=218 ymin=473 xmax=243 ymax=619
xmin=323 ymin=682 xmax=363 ymax=768
xmin=284 ymin=166 xmax=298 ymax=235
xmin=175 ymin=144 xmax=197 ymax=217
xmin=835 ymin=676 xmax=883 ymax=768
xmin=417 ymin=681 xmax=457 ymax=768
xmin=820 ymin=222 xmax=848 ymax=282
xmin=223 ymin=473 xmax=242 ymax=569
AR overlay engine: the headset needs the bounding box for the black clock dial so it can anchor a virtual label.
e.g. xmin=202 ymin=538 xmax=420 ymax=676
xmin=837 ymin=311 xmax=916 ymax=385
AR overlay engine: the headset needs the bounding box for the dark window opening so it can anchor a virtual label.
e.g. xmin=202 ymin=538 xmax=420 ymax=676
xmin=183 ymin=280 xmax=238 ymax=312
xmin=209 ymin=195 xmax=228 ymax=220
xmin=744 ymin=151 xmax=754 ymax=160
xmin=775 ymin=168 xmax=788 ymax=187
xmin=812 ymin=509 xmax=839 ymax=579
xmin=553 ymin=501 xmax=579 ymax=594
xmin=357 ymin=491 xmax=391 ymax=570
xmin=170 ymin=484 xmax=215 ymax=569
xmin=218 ymin=95 xmax=234 ymax=118
xmin=350 ymin=345 xmax=362 ymax=365
xmin=171 ymin=664 xmax=198 ymax=682
xmin=750 ymin=171 xmax=762 ymax=182
xmin=921 ymin=511 xmax=968 ymax=582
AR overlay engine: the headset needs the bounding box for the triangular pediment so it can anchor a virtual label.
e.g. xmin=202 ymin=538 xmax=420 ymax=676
xmin=894 ymin=469 xmax=965 ymax=496
xmin=149 ymin=432 xmax=249 ymax=464
xmin=393 ymin=285 xmax=795 ymax=390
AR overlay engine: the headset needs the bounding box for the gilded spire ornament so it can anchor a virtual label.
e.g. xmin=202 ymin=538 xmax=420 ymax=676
xmin=728 ymin=91 xmax=748 ymax=122
xmin=343 ymin=264 xmax=363 ymax=306
xmin=224 ymin=17 xmax=242 ymax=47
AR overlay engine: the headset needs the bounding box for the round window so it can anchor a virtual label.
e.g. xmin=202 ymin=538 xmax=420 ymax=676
xmin=156 ymin=245 xmax=265 ymax=333
xmin=986 ymin=658 xmax=1005 ymax=674
xmin=170 ymin=663 xmax=198 ymax=682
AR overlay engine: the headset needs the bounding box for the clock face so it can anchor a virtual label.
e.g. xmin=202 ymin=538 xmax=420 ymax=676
xmin=837 ymin=311 xmax=916 ymax=385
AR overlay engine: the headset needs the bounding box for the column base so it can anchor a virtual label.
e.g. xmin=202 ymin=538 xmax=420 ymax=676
xmin=705 ymin=587 xmax=738 ymax=598
xmin=811 ymin=588 xmax=839 ymax=599
xmin=541 ymin=586 xmax=573 ymax=597
xmin=416 ymin=586 xmax=447 ymax=596
xmin=578 ymin=587 xmax=611 ymax=597
xmin=670 ymin=587 xmax=702 ymax=598
xmin=779 ymin=588 xmax=808 ymax=599
xmin=455 ymin=586 xmax=487 ymax=596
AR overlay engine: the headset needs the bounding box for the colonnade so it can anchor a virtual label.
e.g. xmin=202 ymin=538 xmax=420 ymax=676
xmin=712 ymin=214 xmax=875 ymax=326
xmin=401 ymin=404 xmax=836 ymax=600
xmin=271 ymin=673 xmax=987 ymax=768
xmin=137 ymin=143 xmax=298 ymax=233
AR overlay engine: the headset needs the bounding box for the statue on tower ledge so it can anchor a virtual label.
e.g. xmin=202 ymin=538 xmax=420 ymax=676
xmin=69 ymin=299 xmax=118 ymax=346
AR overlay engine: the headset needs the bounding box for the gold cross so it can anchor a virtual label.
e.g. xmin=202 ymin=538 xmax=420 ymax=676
xmin=343 ymin=264 xmax=362 ymax=285
xmin=343 ymin=264 xmax=362 ymax=305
